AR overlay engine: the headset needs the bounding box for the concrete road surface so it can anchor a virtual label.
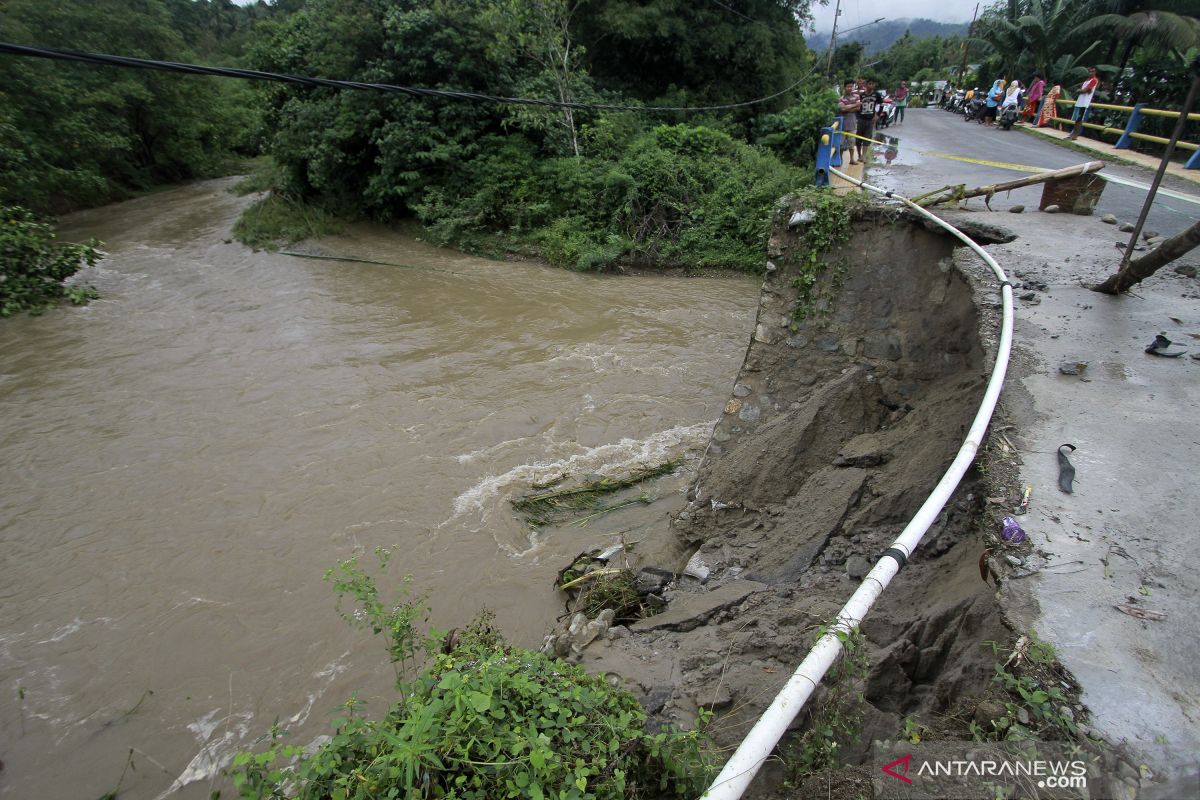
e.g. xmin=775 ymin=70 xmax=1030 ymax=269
xmin=865 ymin=109 xmax=1200 ymax=797
xmin=865 ymin=109 xmax=1198 ymax=240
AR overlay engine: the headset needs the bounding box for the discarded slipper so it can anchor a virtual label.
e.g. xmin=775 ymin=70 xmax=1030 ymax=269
xmin=1057 ymin=444 xmax=1076 ymax=494
xmin=1145 ymin=333 xmax=1188 ymax=357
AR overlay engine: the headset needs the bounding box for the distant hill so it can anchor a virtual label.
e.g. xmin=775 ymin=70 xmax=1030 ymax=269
xmin=807 ymin=18 xmax=969 ymax=54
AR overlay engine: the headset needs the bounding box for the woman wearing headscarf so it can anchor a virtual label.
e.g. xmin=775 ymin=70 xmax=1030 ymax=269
xmin=1002 ymin=80 xmax=1023 ymax=110
xmin=983 ymin=78 xmax=1006 ymax=125
xmin=1037 ymin=83 xmax=1062 ymax=127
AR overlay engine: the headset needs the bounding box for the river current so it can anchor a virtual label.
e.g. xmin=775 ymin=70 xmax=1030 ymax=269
xmin=0 ymin=178 xmax=759 ymax=798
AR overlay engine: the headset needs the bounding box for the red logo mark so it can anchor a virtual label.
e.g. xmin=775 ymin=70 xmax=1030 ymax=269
xmin=882 ymin=754 xmax=914 ymax=784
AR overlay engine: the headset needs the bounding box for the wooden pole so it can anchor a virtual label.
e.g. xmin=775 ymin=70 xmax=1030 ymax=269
xmin=825 ymin=0 xmax=842 ymax=77
xmin=957 ymin=3 xmax=979 ymax=86
xmin=1117 ymin=64 xmax=1200 ymax=271
xmin=915 ymin=160 xmax=1106 ymax=207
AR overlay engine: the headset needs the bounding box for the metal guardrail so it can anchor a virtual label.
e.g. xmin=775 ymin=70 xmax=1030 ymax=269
xmin=813 ymin=115 xmax=849 ymax=186
xmin=1050 ymin=98 xmax=1200 ymax=167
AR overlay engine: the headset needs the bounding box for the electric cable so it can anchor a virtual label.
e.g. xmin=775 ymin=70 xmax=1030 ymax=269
xmin=0 ymin=41 xmax=818 ymax=113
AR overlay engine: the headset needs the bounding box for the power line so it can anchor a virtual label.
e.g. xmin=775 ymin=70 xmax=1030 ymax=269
xmin=703 ymin=0 xmax=757 ymax=25
xmin=0 ymin=41 xmax=813 ymax=113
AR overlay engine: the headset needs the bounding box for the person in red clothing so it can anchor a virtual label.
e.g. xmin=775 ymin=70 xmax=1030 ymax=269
xmin=1021 ymin=74 xmax=1044 ymax=124
xmin=1067 ymin=67 xmax=1099 ymax=140
xmin=894 ymin=80 xmax=909 ymax=124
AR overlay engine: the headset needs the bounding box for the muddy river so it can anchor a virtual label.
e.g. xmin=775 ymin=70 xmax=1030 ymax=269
xmin=0 ymin=179 xmax=760 ymax=799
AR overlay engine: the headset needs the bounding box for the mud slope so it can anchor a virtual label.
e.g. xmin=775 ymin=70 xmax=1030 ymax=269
xmin=571 ymin=202 xmax=1013 ymax=794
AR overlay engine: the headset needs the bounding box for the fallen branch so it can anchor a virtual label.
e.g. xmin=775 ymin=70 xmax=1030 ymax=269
xmin=915 ymin=161 xmax=1105 ymax=207
xmin=1092 ymin=218 xmax=1200 ymax=294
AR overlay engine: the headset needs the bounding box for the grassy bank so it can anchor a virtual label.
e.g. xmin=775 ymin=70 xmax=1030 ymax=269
xmin=231 ymin=123 xmax=816 ymax=271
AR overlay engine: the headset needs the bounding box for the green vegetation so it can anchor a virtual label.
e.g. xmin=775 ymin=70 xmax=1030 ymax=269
xmin=0 ymin=0 xmax=281 ymax=214
xmin=233 ymin=194 xmax=345 ymax=251
xmin=241 ymin=0 xmax=827 ymax=271
xmin=3 ymin=0 xmax=836 ymax=273
xmin=231 ymin=550 xmax=715 ymax=799
xmin=969 ymin=1 xmax=1198 ymax=114
xmin=1 ymin=205 xmax=101 ymax=317
xmin=785 ymin=626 xmax=869 ymax=781
xmin=972 ymin=636 xmax=1081 ymax=744
xmin=787 ymin=188 xmax=867 ymax=323
xmin=414 ymin=124 xmax=811 ymax=272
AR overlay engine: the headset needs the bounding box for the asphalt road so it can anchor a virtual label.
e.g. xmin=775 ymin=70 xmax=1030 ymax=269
xmin=865 ymin=109 xmax=1199 ymax=240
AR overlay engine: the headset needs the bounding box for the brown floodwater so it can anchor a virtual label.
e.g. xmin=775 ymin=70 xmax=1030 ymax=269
xmin=0 ymin=178 xmax=759 ymax=799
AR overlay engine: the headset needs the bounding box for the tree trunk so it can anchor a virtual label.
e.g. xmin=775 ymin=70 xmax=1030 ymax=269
xmin=1092 ymin=219 xmax=1200 ymax=294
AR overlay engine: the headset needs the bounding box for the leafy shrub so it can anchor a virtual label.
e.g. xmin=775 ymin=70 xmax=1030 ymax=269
xmin=415 ymin=124 xmax=805 ymax=273
xmin=756 ymin=87 xmax=840 ymax=166
xmin=231 ymin=552 xmax=715 ymax=799
xmin=1 ymin=205 xmax=100 ymax=317
xmin=609 ymin=125 xmax=804 ymax=271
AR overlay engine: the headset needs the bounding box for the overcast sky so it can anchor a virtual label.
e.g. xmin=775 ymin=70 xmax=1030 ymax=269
xmin=808 ymin=0 xmax=980 ymax=33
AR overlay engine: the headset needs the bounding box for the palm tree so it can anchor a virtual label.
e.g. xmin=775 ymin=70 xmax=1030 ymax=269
xmin=1013 ymin=0 xmax=1096 ymax=77
xmin=971 ymin=0 xmax=1099 ymax=81
xmin=1075 ymin=0 xmax=1200 ymax=77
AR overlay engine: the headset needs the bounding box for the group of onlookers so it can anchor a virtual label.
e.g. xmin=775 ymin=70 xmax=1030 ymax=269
xmin=835 ymin=77 xmax=909 ymax=166
xmin=832 ymin=66 xmax=1102 ymax=166
xmin=974 ymin=66 xmax=1100 ymax=138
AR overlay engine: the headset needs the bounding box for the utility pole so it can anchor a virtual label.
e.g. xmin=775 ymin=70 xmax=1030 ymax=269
xmin=825 ymin=0 xmax=842 ymax=77
xmin=957 ymin=3 xmax=979 ymax=86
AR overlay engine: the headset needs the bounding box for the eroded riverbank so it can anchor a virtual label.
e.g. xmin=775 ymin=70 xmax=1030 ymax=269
xmin=558 ymin=204 xmax=1022 ymax=795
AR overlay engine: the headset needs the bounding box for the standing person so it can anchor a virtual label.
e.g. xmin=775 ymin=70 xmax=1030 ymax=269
xmin=1022 ymin=74 xmax=1045 ymax=124
xmin=855 ymin=78 xmax=883 ymax=163
xmin=1067 ymin=66 xmax=1100 ymax=140
xmin=983 ymin=78 xmax=1005 ymax=125
xmin=837 ymin=79 xmax=862 ymax=166
xmin=894 ymin=80 xmax=909 ymax=123
xmin=1038 ymin=83 xmax=1062 ymax=127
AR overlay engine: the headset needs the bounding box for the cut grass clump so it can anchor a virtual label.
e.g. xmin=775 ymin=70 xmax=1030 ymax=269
xmin=574 ymin=569 xmax=644 ymax=621
xmin=233 ymin=193 xmax=344 ymax=250
xmin=512 ymin=461 xmax=678 ymax=527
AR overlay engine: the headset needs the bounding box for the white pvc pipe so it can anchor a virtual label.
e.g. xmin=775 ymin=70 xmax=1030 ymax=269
xmin=701 ymin=168 xmax=1015 ymax=800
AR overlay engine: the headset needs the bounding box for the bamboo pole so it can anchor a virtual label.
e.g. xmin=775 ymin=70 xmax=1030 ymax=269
xmin=915 ymin=160 xmax=1106 ymax=207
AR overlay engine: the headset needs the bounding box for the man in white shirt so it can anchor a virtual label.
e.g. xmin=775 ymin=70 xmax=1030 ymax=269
xmin=1067 ymin=66 xmax=1099 ymax=140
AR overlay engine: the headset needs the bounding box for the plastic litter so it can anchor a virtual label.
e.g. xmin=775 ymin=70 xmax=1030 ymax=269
xmin=1145 ymin=333 xmax=1188 ymax=358
xmin=1001 ymin=516 xmax=1026 ymax=545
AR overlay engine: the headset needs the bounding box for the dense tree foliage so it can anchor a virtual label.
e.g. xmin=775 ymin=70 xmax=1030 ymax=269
xmin=572 ymin=0 xmax=812 ymax=115
xmin=0 ymin=0 xmax=278 ymax=213
xmin=969 ymin=0 xmax=1198 ymax=105
xmin=242 ymin=0 xmax=826 ymax=270
xmin=2 ymin=0 xmax=833 ymax=271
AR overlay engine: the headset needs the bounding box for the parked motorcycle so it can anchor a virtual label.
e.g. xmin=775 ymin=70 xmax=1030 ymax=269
xmin=963 ymin=93 xmax=985 ymax=122
xmin=998 ymin=104 xmax=1020 ymax=130
xmin=876 ymin=95 xmax=897 ymax=129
